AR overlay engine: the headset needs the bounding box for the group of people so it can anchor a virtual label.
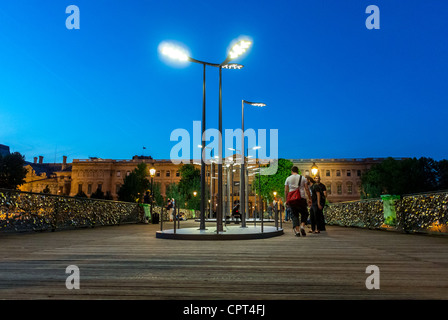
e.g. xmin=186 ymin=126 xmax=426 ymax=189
xmin=284 ymin=166 xmax=327 ymax=237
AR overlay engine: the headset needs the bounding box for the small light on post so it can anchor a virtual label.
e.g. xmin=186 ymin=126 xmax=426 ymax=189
xmin=193 ymin=191 xmax=197 ymax=197
xmin=228 ymin=40 xmax=252 ymax=60
xmin=311 ymin=162 xmax=318 ymax=177
xmin=149 ymin=167 xmax=156 ymax=178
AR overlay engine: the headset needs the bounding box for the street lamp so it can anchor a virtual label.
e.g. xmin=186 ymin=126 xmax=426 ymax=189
xmin=149 ymin=166 xmax=156 ymax=223
xmin=311 ymin=162 xmax=319 ymax=177
xmin=240 ymin=100 xmax=266 ymax=227
xmin=160 ymin=39 xmax=251 ymax=232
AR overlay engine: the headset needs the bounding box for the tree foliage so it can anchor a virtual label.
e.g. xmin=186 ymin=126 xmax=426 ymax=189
xmin=361 ymin=157 xmax=448 ymax=198
xmin=253 ymin=159 xmax=295 ymax=202
xmin=178 ymin=164 xmax=201 ymax=210
xmin=117 ymin=162 xmax=150 ymax=202
xmin=0 ymin=152 xmax=28 ymax=190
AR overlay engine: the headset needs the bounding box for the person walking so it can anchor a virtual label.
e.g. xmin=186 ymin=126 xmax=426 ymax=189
xmin=285 ymin=166 xmax=311 ymax=237
xmin=313 ymin=175 xmax=327 ymax=232
xmin=166 ymin=199 xmax=173 ymax=222
xmin=306 ymin=176 xmax=318 ymax=233
xmin=284 ymin=203 xmax=291 ymax=222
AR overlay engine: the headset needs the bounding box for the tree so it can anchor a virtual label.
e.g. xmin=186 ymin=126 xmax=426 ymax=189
xmin=117 ymin=163 xmax=150 ymax=202
xmin=166 ymin=183 xmax=185 ymax=208
xmin=361 ymin=157 xmax=447 ymax=198
xmin=178 ymin=164 xmax=201 ymax=210
xmin=437 ymin=160 xmax=448 ymax=190
xmin=253 ymin=159 xmax=295 ymax=202
xmin=152 ymin=182 xmax=165 ymax=206
xmin=90 ymin=187 xmax=105 ymax=199
xmin=0 ymin=152 xmax=28 ymax=190
xmin=75 ymin=190 xmax=88 ymax=198
xmin=42 ymin=185 xmax=51 ymax=194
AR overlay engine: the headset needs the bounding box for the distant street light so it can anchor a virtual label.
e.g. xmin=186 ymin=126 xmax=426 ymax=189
xmin=240 ymin=100 xmax=266 ymax=227
xmin=149 ymin=166 xmax=156 ymax=224
xmin=311 ymin=162 xmax=319 ymax=177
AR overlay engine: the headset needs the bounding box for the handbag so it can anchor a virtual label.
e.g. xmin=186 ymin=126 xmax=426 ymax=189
xmin=287 ymin=176 xmax=302 ymax=206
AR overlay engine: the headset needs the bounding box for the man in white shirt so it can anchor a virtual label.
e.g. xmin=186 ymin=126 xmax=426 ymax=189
xmin=284 ymin=166 xmax=312 ymax=237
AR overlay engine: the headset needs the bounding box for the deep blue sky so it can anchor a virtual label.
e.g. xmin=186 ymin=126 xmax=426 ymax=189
xmin=1 ymin=0 xmax=447 ymax=163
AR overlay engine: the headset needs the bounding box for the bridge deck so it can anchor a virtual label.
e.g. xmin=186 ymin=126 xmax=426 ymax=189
xmin=0 ymin=221 xmax=447 ymax=300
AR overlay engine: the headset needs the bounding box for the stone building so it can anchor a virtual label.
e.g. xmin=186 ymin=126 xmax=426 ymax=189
xmin=20 ymin=156 xmax=72 ymax=195
xmin=20 ymin=154 xmax=399 ymax=205
xmin=291 ymin=158 xmax=385 ymax=203
xmin=0 ymin=144 xmax=10 ymax=157
xmin=69 ymin=156 xmax=184 ymax=198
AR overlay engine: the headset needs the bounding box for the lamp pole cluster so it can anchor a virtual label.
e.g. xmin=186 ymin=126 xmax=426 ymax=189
xmin=160 ymin=38 xmax=267 ymax=232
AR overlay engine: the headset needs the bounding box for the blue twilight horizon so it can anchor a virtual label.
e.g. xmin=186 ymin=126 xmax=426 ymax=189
xmin=0 ymin=0 xmax=447 ymax=163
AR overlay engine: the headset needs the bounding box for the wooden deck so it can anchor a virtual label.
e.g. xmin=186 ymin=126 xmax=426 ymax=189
xmin=0 ymin=220 xmax=447 ymax=300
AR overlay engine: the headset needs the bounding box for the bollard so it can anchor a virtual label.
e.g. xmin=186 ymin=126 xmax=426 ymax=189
xmin=173 ymin=207 xmax=176 ymax=234
xmin=160 ymin=207 xmax=164 ymax=231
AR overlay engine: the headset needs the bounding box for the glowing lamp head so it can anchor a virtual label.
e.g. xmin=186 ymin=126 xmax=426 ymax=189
xmin=311 ymin=163 xmax=318 ymax=177
xmin=222 ymin=63 xmax=244 ymax=70
xmin=159 ymin=42 xmax=189 ymax=62
xmin=228 ymin=40 xmax=252 ymax=60
xmin=149 ymin=167 xmax=156 ymax=177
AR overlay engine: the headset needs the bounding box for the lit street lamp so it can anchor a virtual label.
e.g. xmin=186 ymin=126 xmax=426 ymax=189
xmin=160 ymin=39 xmax=251 ymax=233
xmin=149 ymin=166 xmax=156 ymax=224
xmin=311 ymin=162 xmax=319 ymax=177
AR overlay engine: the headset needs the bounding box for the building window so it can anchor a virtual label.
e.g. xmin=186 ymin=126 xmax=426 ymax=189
xmin=88 ymin=184 xmax=92 ymax=194
xmin=347 ymin=182 xmax=353 ymax=194
xmin=126 ymin=171 xmax=131 ymax=176
xmin=97 ymin=184 xmax=102 ymax=191
xmin=156 ymin=171 xmax=161 ymax=177
xmin=305 ymin=170 xmax=310 ymax=176
xmin=337 ymin=183 xmax=342 ymax=195
xmin=116 ymin=184 xmax=121 ymax=194
xmin=357 ymin=170 xmax=361 ymax=177
xmin=78 ymin=184 xmax=82 ymax=193
xmin=326 ymin=184 xmax=331 ymax=195
xmin=347 ymin=170 xmax=351 ymax=177
xmin=326 ymin=170 xmax=330 ymax=177
xmin=166 ymin=171 xmax=171 ymax=177
xmin=117 ymin=171 xmax=121 ymax=177
xmin=336 ymin=170 xmax=341 ymax=177
xmin=176 ymin=171 xmax=180 ymax=177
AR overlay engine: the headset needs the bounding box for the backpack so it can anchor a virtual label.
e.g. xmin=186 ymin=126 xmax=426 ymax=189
xmin=286 ymin=176 xmax=302 ymax=206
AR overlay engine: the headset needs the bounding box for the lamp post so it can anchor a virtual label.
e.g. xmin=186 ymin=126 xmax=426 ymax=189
xmin=149 ymin=166 xmax=156 ymax=223
xmin=240 ymin=100 xmax=266 ymax=227
xmin=160 ymin=39 xmax=251 ymax=232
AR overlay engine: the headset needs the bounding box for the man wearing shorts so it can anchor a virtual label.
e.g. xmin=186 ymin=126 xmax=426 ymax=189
xmin=284 ymin=166 xmax=312 ymax=237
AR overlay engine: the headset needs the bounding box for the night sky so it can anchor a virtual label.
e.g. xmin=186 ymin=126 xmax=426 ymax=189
xmin=1 ymin=0 xmax=447 ymax=163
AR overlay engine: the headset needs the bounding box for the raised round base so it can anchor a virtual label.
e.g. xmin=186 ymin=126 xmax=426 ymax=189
xmin=156 ymin=225 xmax=283 ymax=240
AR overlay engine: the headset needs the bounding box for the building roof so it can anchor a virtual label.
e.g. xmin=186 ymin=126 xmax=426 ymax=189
xmin=0 ymin=144 xmax=10 ymax=157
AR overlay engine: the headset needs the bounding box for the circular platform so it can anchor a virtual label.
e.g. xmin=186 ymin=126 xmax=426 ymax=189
xmin=156 ymin=225 xmax=284 ymax=240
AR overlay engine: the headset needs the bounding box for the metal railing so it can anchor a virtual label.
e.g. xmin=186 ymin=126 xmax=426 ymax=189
xmin=324 ymin=190 xmax=448 ymax=234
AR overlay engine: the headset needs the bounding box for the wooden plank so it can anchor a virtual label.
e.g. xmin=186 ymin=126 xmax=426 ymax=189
xmin=0 ymin=221 xmax=447 ymax=300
